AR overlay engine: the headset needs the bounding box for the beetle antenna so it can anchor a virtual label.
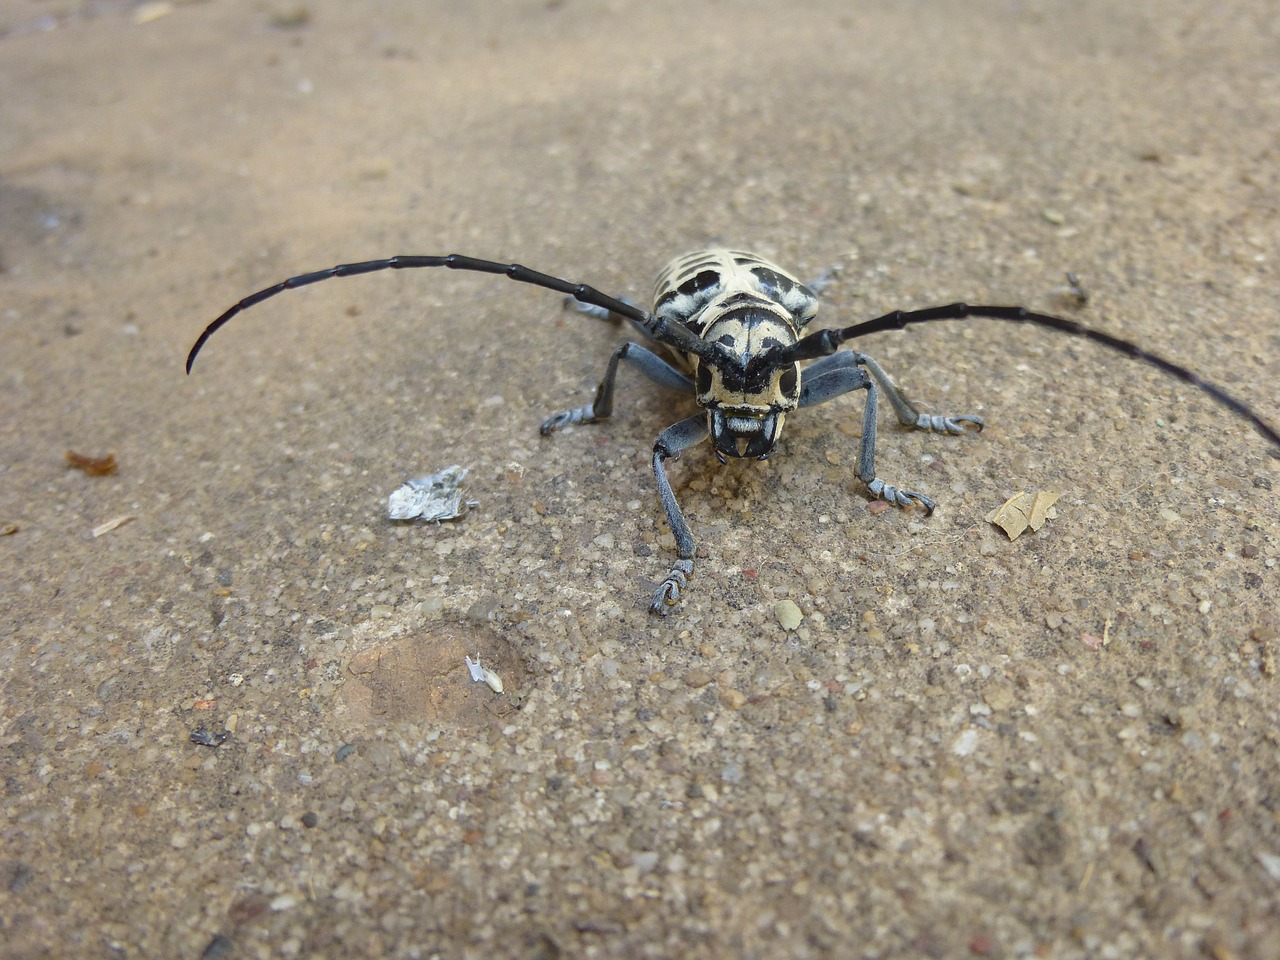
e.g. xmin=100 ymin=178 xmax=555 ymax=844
xmin=778 ymin=303 xmax=1280 ymax=452
xmin=186 ymin=254 xmax=715 ymax=373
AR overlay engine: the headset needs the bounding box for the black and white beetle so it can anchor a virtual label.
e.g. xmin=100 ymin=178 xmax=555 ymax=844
xmin=187 ymin=248 xmax=1280 ymax=613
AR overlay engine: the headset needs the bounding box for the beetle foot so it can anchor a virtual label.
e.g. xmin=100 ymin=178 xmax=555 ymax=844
xmin=867 ymin=478 xmax=936 ymax=515
xmin=915 ymin=412 xmax=984 ymax=434
xmin=650 ymin=559 xmax=695 ymax=614
xmin=540 ymin=405 xmax=597 ymax=435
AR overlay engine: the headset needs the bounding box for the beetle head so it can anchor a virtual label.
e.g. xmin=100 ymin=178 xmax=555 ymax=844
xmin=694 ymin=307 xmax=801 ymax=461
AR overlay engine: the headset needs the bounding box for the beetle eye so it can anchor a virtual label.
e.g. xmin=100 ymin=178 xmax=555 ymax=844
xmin=696 ymin=364 xmax=713 ymax=395
xmin=779 ymin=366 xmax=798 ymax=397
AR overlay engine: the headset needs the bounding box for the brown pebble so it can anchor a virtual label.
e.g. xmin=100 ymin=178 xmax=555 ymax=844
xmin=227 ymin=895 xmax=269 ymax=925
xmin=721 ymin=689 xmax=747 ymax=710
xmin=969 ymin=933 xmax=995 ymax=956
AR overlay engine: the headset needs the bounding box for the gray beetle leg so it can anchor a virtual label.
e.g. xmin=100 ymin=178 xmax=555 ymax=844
xmin=540 ymin=342 xmax=692 ymax=434
xmin=800 ymin=351 xmax=982 ymax=514
xmin=649 ymin=413 xmax=710 ymax=613
xmin=856 ymin=352 xmax=984 ymax=435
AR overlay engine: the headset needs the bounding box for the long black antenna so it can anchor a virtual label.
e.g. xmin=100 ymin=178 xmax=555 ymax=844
xmin=186 ymin=253 xmax=715 ymax=373
xmin=778 ymin=302 xmax=1280 ymax=451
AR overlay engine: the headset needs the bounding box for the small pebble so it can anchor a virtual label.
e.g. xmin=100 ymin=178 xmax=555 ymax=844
xmin=952 ymin=728 xmax=980 ymax=757
xmin=721 ymin=689 xmax=747 ymax=710
xmin=200 ymin=935 xmax=235 ymax=960
xmin=685 ymin=669 xmax=713 ymax=688
xmin=774 ymin=599 xmax=803 ymax=631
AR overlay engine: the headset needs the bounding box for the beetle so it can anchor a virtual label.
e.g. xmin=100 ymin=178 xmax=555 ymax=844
xmin=187 ymin=248 xmax=1280 ymax=613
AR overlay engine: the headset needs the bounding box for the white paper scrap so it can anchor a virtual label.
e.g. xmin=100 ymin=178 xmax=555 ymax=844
xmin=387 ymin=465 xmax=476 ymax=522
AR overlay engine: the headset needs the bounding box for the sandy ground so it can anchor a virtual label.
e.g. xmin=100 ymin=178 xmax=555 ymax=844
xmin=2 ymin=1 xmax=1279 ymax=957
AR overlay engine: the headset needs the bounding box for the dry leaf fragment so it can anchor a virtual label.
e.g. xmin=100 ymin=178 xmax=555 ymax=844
xmin=986 ymin=490 xmax=1061 ymax=540
xmin=66 ymin=450 xmax=118 ymax=476
xmin=1027 ymin=491 xmax=1061 ymax=529
xmin=986 ymin=491 xmax=1031 ymax=539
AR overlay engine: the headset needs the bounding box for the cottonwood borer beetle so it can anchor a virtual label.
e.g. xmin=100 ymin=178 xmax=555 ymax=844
xmin=187 ymin=248 xmax=1280 ymax=614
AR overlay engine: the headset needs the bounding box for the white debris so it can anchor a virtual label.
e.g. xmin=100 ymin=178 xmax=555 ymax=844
xmin=92 ymin=515 xmax=136 ymax=537
xmin=951 ymin=727 xmax=981 ymax=757
xmin=387 ymin=465 xmax=476 ymax=522
xmin=1257 ymin=851 xmax=1280 ymax=882
xmin=465 ymin=654 xmax=504 ymax=694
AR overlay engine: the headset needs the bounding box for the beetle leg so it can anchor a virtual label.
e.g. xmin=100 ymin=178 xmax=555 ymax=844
xmin=855 ymin=353 xmax=984 ymax=434
xmin=799 ymin=352 xmax=979 ymax=514
xmin=649 ymin=413 xmax=710 ymax=613
xmin=565 ymin=296 xmax=638 ymax=322
xmin=567 ymin=300 xmax=617 ymax=321
xmin=805 ymin=263 xmax=841 ymax=296
xmin=565 ymin=296 xmax=660 ymax=344
xmin=540 ymin=342 xmax=691 ymax=434
xmin=852 ymin=364 xmax=936 ymax=513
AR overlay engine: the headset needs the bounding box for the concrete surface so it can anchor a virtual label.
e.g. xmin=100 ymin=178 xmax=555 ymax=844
xmin=2 ymin=1 xmax=1278 ymax=957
